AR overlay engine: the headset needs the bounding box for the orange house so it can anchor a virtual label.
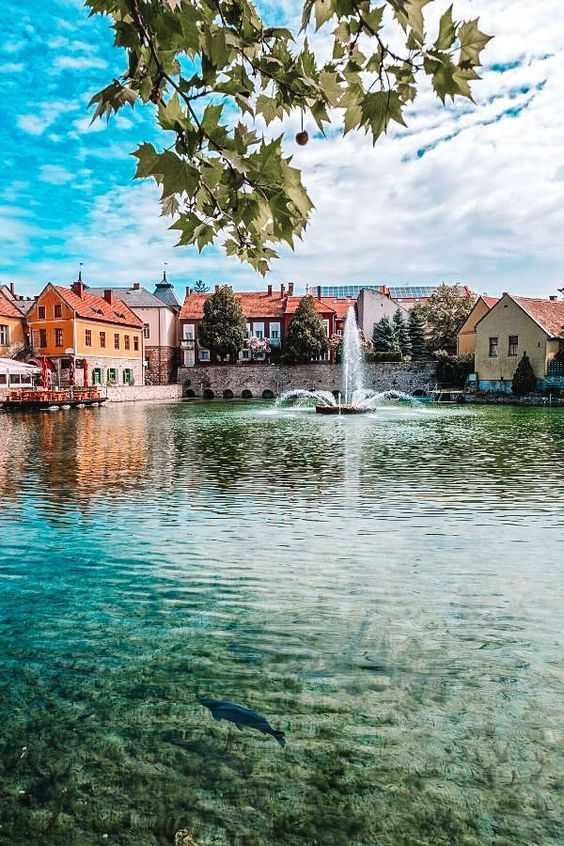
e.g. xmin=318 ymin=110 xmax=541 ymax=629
xmin=0 ymin=287 xmax=27 ymax=358
xmin=27 ymin=280 xmax=144 ymax=386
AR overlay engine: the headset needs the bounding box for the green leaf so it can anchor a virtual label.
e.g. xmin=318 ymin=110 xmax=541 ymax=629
xmin=314 ymin=0 xmax=334 ymax=30
xmin=157 ymin=93 xmax=188 ymax=132
xmin=132 ymin=142 xmax=159 ymax=179
xmin=435 ymin=5 xmax=456 ymax=51
xmin=458 ymin=18 xmax=492 ymax=66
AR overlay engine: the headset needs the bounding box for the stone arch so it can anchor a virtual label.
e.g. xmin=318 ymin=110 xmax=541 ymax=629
xmin=261 ymin=389 xmax=275 ymax=399
xmin=223 ymin=389 xmax=234 ymax=399
xmin=184 ymin=388 xmax=196 ymax=398
xmin=203 ymin=388 xmax=215 ymax=400
xmin=241 ymin=389 xmax=253 ymax=399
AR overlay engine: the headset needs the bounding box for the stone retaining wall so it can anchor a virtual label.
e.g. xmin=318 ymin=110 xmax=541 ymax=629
xmin=177 ymin=362 xmax=436 ymax=398
xmin=104 ymin=384 xmax=183 ymax=403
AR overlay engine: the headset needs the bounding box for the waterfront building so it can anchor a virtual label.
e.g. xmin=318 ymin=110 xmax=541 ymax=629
xmin=356 ymin=288 xmax=409 ymax=340
xmin=457 ymin=295 xmax=500 ymax=356
xmin=89 ymin=281 xmax=179 ymax=385
xmin=474 ymin=294 xmax=564 ymax=391
xmin=27 ymin=279 xmax=144 ymax=386
xmin=0 ymin=286 xmax=27 ymax=359
xmin=180 ymin=284 xmax=340 ymax=366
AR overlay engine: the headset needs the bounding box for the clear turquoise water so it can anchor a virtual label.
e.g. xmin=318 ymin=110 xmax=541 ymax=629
xmin=0 ymin=400 xmax=563 ymax=846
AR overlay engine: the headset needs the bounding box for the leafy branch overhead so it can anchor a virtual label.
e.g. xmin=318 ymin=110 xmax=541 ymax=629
xmin=87 ymin=0 xmax=491 ymax=273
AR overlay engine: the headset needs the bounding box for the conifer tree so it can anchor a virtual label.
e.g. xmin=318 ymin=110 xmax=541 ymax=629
xmin=282 ymin=297 xmax=328 ymax=363
xmin=372 ymin=317 xmax=399 ymax=353
xmin=198 ymin=285 xmax=246 ymax=361
xmin=511 ymin=352 xmax=537 ymax=396
xmin=393 ymin=308 xmax=412 ymax=357
xmin=409 ymin=308 xmax=428 ymax=360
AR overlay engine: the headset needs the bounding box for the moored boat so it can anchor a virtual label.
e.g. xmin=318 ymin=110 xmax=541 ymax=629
xmin=2 ymin=388 xmax=107 ymax=411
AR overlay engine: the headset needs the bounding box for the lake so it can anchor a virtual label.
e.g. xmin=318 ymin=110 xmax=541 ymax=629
xmin=0 ymin=400 xmax=563 ymax=845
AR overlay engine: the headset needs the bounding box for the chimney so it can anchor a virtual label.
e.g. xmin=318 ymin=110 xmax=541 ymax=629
xmin=103 ymin=289 xmax=114 ymax=305
xmin=288 ymin=282 xmax=294 ymax=295
xmin=267 ymin=283 xmax=273 ymax=296
xmin=133 ymin=282 xmax=140 ymax=290
xmin=9 ymin=282 xmax=15 ymax=296
xmin=549 ymin=295 xmax=557 ymax=301
xmin=280 ymin=283 xmax=286 ymax=298
xmin=72 ymin=280 xmax=85 ymax=298
xmin=215 ymin=284 xmax=220 ymax=293
xmin=317 ymin=285 xmax=322 ymax=300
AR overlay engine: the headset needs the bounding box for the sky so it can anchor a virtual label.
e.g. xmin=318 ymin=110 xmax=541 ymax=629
xmin=1 ymin=0 xmax=564 ymax=301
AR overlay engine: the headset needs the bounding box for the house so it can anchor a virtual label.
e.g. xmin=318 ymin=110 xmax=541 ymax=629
xmin=457 ymin=296 xmax=500 ymax=356
xmin=0 ymin=286 xmax=27 ymax=359
xmin=27 ymin=279 xmax=144 ymax=387
xmin=474 ymin=293 xmax=564 ymax=391
xmin=311 ymin=283 xmax=472 ymax=309
xmin=153 ymin=270 xmax=182 ymax=311
xmin=356 ymin=288 xmax=409 ymax=341
xmin=179 ymin=283 xmax=339 ymax=367
xmin=89 ymin=281 xmax=179 ymax=384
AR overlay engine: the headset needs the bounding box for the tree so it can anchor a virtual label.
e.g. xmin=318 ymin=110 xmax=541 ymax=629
xmin=87 ymin=1 xmax=491 ymax=273
xmin=282 ymin=296 xmax=328 ymax=363
xmin=419 ymin=283 xmax=476 ymax=354
xmin=393 ymin=308 xmax=412 ymax=357
xmin=409 ymin=307 xmax=427 ymax=359
xmin=372 ymin=316 xmax=399 ymax=353
xmin=193 ymin=279 xmax=210 ymax=293
xmin=198 ymin=285 xmax=246 ymax=360
xmin=512 ymin=352 xmax=537 ymax=396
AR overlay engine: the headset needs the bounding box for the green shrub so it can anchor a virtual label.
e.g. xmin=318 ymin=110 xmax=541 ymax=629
xmin=435 ymin=350 xmax=474 ymax=387
xmin=512 ymin=352 xmax=537 ymax=396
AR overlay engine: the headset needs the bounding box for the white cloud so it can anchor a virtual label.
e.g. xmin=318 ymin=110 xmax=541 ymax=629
xmin=53 ymin=54 xmax=108 ymax=71
xmin=0 ymin=62 xmax=24 ymax=73
xmin=39 ymin=165 xmax=74 ymax=185
xmin=17 ymin=99 xmax=78 ymax=136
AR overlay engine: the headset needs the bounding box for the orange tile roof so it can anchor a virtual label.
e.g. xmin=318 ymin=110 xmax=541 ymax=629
xmin=284 ymin=295 xmax=336 ymax=315
xmin=181 ymin=291 xmax=285 ymax=320
xmin=481 ymin=296 xmax=500 ymax=308
xmin=320 ymin=298 xmax=355 ymax=319
xmin=52 ymin=285 xmax=143 ymax=328
xmin=0 ymin=291 xmax=24 ymax=319
xmin=513 ymin=296 xmax=564 ymax=338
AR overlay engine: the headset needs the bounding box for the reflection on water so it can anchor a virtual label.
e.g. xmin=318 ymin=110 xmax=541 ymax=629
xmin=0 ymin=402 xmax=563 ymax=845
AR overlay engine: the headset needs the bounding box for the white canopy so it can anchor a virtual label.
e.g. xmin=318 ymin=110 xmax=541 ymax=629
xmin=0 ymin=358 xmax=41 ymax=375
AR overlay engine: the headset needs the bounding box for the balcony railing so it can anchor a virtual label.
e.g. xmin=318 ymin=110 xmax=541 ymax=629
xmin=180 ymin=339 xmax=195 ymax=349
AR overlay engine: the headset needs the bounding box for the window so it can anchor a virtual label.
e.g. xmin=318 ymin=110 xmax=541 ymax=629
xmin=92 ymin=368 xmax=103 ymax=385
xmin=54 ymin=304 xmax=62 ymax=318
xmin=239 ymin=349 xmax=251 ymax=361
xmin=269 ymin=322 xmax=280 ymax=339
xmin=0 ymin=325 xmax=9 ymax=345
xmin=143 ymin=323 xmax=150 ymax=339
xmin=508 ymin=335 xmax=519 ymax=356
xmin=85 ymin=329 xmax=92 ymax=347
xmin=114 ymin=333 xmax=120 ymax=350
xmin=100 ymin=331 xmax=106 ymax=348
xmin=253 ymin=322 xmax=264 ymax=339
xmin=107 ymin=368 xmax=118 ymax=383
xmin=245 ymin=322 xmax=251 ymax=338
xmin=199 ymin=349 xmax=210 ymax=362
xmin=38 ymin=305 xmax=46 ymax=319
xmin=323 ymin=319 xmax=330 ymax=337
xmin=124 ymin=335 xmax=130 ymax=351
xmin=39 ymin=329 xmax=47 ymax=348
xmin=133 ymin=336 xmax=139 ymax=352
xmin=183 ymin=323 xmax=195 ymax=340
xmin=123 ymin=368 xmax=133 ymax=384
xmin=489 ymin=337 xmax=498 ymax=357
xmin=0 ymin=374 xmax=6 ymax=384
xmin=55 ymin=328 xmax=63 ymax=347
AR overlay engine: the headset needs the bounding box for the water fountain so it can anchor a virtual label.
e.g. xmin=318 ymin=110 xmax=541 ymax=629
xmin=277 ymin=306 xmax=414 ymax=414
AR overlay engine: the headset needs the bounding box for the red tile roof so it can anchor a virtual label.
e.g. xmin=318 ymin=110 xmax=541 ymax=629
xmin=481 ymin=296 xmax=500 ymax=308
xmin=52 ymin=285 xmax=143 ymax=328
xmin=513 ymin=296 xmax=564 ymax=338
xmin=320 ymin=298 xmax=355 ymax=319
xmin=284 ymin=295 xmax=335 ymax=315
xmin=180 ymin=291 xmax=285 ymax=320
xmin=0 ymin=291 xmax=24 ymax=320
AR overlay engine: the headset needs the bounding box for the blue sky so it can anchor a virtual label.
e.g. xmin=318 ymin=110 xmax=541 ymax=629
xmin=1 ymin=0 xmax=564 ymax=301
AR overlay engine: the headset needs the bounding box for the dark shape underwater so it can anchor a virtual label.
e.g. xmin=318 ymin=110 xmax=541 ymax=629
xmin=199 ymin=697 xmax=286 ymax=747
